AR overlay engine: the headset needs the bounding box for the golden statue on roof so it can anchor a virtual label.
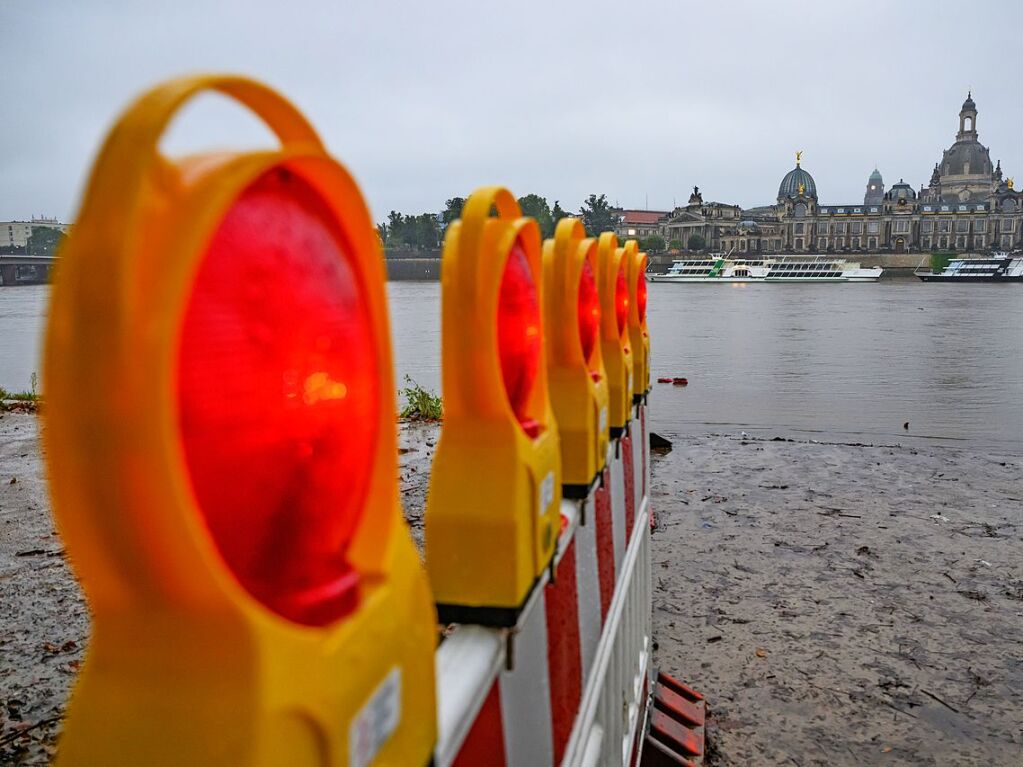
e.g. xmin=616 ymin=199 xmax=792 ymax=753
xmin=1008 ymin=178 xmax=1015 ymax=190
xmin=798 ymin=181 xmax=805 ymax=195
xmin=795 ymin=150 xmax=803 ymax=166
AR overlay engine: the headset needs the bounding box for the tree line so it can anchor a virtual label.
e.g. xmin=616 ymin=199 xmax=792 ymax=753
xmin=377 ymin=193 xmax=621 ymax=250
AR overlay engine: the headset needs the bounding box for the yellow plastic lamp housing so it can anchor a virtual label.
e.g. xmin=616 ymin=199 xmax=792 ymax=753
xmin=541 ymin=218 xmax=609 ymax=497
xmin=624 ymin=240 xmax=651 ymax=400
xmin=43 ymin=75 xmax=436 ymax=767
xmin=597 ymin=232 xmax=634 ymax=435
xmin=425 ymin=187 xmax=562 ymax=627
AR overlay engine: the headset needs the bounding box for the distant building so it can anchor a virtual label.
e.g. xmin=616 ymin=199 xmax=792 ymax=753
xmin=613 ymin=209 xmax=670 ymax=241
xmin=0 ymin=216 xmax=72 ymax=249
xmin=629 ymin=94 xmax=1023 ymax=255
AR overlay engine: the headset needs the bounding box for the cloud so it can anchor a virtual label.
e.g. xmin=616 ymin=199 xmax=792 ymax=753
xmin=2 ymin=0 xmax=1022 ymax=222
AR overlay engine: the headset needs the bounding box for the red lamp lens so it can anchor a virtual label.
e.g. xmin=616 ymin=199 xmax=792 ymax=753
xmin=177 ymin=168 xmax=379 ymax=627
xmin=577 ymin=258 xmax=600 ymax=364
xmin=636 ymin=268 xmax=647 ymax=324
xmin=615 ymin=262 xmax=629 ymax=337
xmin=497 ymin=239 xmax=541 ymax=430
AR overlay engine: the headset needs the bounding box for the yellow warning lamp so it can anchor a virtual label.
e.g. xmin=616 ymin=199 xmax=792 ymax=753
xmin=623 ymin=239 xmax=651 ymax=400
xmin=425 ymin=186 xmax=562 ymax=627
xmin=597 ymin=232 xmax=634 ymax=436
xmin=541 ymin=217 xmax=610 ymax=497
xmin=43 ymin=75 xmax=436 ymax=766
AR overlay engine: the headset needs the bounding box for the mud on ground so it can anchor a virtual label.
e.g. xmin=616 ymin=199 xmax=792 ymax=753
xmin=650 ymin=433 xmax=1023 ymax=766
xmin=2 ymin=415 xmax=1022 ymax=765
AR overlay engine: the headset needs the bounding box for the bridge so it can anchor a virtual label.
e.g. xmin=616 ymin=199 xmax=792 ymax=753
xmin=0 ymin=253 xmax=55 ymax=285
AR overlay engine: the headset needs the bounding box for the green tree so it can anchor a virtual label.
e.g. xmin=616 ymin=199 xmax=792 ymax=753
xmin=552 ymin=200 xmax=569 ymax=225
xmin=415 ymin=213 xmax=441 ymax=249
xmin=517 ymin=194 xmax=554 ymax=238
xmin=579 ymin=194 xmax=616 ymax=237
xmin=668 ymin=239 xmax=683 ymax=251
xmin=641 ymin=234 xmax=666 ymax=252
xmin=442 ymin=197 xmax=465 ymax=228
xmin=376 ymin=223 xmax=388 ymax=243
xmin=27 ymin=226 xmax=65 ymax=256
xmin=386 ymin=211 xmax=404 ymax=246
xmin=687 ymin=233 xmax=706 ymax=251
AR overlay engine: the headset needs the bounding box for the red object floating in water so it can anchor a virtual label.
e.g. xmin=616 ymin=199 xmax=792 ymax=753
xmin=673 ymin=377 xmax=689 ymax=386
xmin=656 ymin=377 xmax=673 ymax=384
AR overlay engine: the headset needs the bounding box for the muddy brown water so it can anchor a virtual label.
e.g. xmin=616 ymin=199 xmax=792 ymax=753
xmin=4 ymin=280 xmax=1023 ymax=449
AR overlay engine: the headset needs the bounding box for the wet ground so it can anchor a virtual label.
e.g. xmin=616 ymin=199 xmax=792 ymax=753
xmin=650 ymin=433 xmax=1023 ymax=766
xmin=2 ymin=414 xmax=1022 ymax=765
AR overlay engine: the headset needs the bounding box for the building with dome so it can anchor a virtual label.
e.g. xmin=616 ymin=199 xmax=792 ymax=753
xmin=645 ymin=93 xmax=1023 ymax=262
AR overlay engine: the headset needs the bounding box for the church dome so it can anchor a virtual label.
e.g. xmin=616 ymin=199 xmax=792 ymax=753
xmin=941 ymin=141 xmax=993 ymax=177
xmin=778 ymin=164 xmax=817 ymax=199
xmin=962 ymin=92 xmax=976 ymax=111
xmin=887 ymin=179 xmax=916 ymax=201
xmin=868 ymin=168 xmax=883 ymax=184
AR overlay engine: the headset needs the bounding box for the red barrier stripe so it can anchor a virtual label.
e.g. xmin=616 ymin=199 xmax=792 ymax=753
xmin=621 ymin=434 xmax=636 ymax=544
xmin=544 ymin=539 xmax=582 ymax=765
xmin=593 ymin=469 xmax=615 ymax=622
xmin=452 ymin=680 xmax=507 ymax=767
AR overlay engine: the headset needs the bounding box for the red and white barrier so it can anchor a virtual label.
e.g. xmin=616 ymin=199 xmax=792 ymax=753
xmin=433 ymin=402 xmax=653 ymax=767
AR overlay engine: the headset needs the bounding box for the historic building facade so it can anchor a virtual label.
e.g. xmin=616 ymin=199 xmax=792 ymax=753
xmin=648 ymin=94 xmax=1022 ymax=255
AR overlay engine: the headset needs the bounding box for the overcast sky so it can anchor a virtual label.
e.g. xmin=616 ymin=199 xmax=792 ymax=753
xmin=3 ymin=1 xmax=1022 ymax=223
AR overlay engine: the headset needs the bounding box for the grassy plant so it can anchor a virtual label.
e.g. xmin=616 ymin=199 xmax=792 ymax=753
xmin=399 ymin=375 xmax=442 ymax=421
xmin=0 ymin=373 xmax=40 ymax=405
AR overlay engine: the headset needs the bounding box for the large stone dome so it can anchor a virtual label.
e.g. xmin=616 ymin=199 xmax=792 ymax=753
xmin=778 ymin=164 xmax=817 ymax=200
xmin=940 ymin=140 xmax=993 ymax=177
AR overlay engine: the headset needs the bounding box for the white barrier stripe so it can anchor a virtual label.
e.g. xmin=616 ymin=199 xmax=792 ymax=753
xmin=500 ymin=589 xmax=554 ymax=767
xmin=562 ymin=500 xmax=650 ymax=767
xmin=632 ymin=422 xmax=645 ymax=527
xmin=574 ymin=493 xmax=602 ymax=683
xmin=609 ymin=450 xmax=627 ymax=572
xmin=434 ymin=625 xmax=506 ymax=767
xmin=556 ymin=499 xmax=580 ymax=568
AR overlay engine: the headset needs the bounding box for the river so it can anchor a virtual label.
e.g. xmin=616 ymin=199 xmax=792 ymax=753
xmin=3 ymin=281 xmax=1022 ymax=450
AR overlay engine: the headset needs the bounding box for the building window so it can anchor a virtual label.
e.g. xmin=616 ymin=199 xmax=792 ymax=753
xmin=938 ymin=219 xmax=952 ymax=233
xmin=868 ymin=237 xmax=877 ymax=249
xmin=974 ymin=219 xmax=987 ymax=233
xmin=922 ymin=220 xmax=934 ymax=233
xmin=956 ymin=236 xmax=967 ymax=249
xmin=795 ymin=238 xmax=803 ymax=249
xmin=893 ymin=220 xmax=911 ymax=234
xmin=852 ymin=237 xmax=861 ymax=249
xmin=837 ymin=238 xmax=845 ymax=249
xmin=835 ymin=222 xmax=847 ymax=234
xmin=974 ymin=235 xmax=985 ymax=248
xmin=1002 ymin=218 xmax=1015 ymax=232
xmin=867 ymin=221 xmax=879 ymax=234
xmin=816 ymin=222 xmax=828 ymax=234
xmin=955 ymin=220 xmax=970 ymax=233
xmin=922 ymin=237 xmax=931 ymax=249
xmin=794 ymin=223 xmax=804 ymax=234
xmin=850 ymin=222 xmax=863 ymax=235
xmin=817 ymin=237 xmax=827 ymax=249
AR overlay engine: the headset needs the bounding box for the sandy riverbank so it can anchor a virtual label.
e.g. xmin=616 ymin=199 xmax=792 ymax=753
xmin=2 ymin=413 xmax=1021 ymax=765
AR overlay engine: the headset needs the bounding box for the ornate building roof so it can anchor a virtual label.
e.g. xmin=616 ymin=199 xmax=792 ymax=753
xmin=777 ymin=153 xmax=817 ymax=200
xmin=925 ymin=92 xmax=994 ymax=202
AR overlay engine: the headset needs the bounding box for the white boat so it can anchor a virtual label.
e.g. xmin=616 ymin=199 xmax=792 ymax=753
xmin=648 ymin=254 xmax=883 ymax=283
xmin=915 ymin=252 xmax=1023 ymax=282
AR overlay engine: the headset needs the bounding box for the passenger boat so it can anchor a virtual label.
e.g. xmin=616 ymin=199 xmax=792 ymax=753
xmin=648 ymin=254 xmax=883 ymax=283
xmin=915 ymin=253 xmax=1023 ymax=282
